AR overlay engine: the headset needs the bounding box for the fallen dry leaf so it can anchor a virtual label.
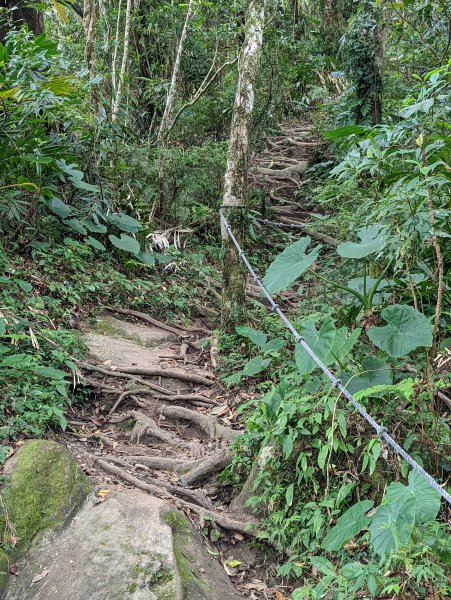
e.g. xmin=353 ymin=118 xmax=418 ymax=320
xmin=275 ymin=592 xmax=287 ymax=600
xmin=97 ymin=489 xmax=111 ymax=498
xmin=9 ymin=564 xmax=19 ymax=576
xmin=32 ymin=568 xmax=50 ymax=584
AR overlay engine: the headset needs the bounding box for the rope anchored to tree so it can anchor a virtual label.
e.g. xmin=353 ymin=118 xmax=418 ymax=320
xmin=220 ymin=209 xmax=451 ymax=505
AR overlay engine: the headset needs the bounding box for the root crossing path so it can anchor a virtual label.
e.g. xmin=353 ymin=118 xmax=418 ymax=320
xmin=61 ymin=310 xmax=273 ymax=598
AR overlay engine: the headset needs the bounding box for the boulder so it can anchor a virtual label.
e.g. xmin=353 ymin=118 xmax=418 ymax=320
xmin=0 ymin=439 xmax=91 ymax=590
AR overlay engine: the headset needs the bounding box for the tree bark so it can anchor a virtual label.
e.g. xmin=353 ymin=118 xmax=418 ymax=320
xmin=0 ymin=0 xmax=44 ymax=42
xmin=156 ymin=0 xmax=195 ymax=217
xmin=111 ymin=0 xmax=132 ymax=122
xmin=83 ymin=0 xmax=97 ymax=75
xmin=221 ymin=0 xmax=266 ymax=330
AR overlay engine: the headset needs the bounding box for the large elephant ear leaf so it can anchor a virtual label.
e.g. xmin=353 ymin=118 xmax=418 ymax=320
xmin=109 ymin=234 xmax=140 ymax=254
xmin=295 ymin=316 xmax=336 ymax=375
xmin=369 ymin=496 xmax=416 ymax=558
xmin=337 ymin=225 xmax=387 ymax=259
xmin=263 ymin=237 xmax=321 ymax=294
xmin=386 ymin=470 xmax=441 ymax=524
xmin=322 ymin=500 xmax=374 ymax=552
xmin=367 ymin=304 xmax=432 ymax=358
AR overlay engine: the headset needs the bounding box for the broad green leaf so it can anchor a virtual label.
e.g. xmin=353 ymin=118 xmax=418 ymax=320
xmin=286 ymin=483 xmax=294 ymax=507
xmin=341 ymin=562 xmax=364 ymax=580
xmin=322 ymin=500 xmax=374 ymax=552
xmin=34 ymin=366 xmax=68 ymax=379
xmin=108 ymin=212 xmax=142 ymax=233
xmin=263 ymin=237 xmax=321 ymax=294
xmin=309 ymin=556 xmax=335 ymax=576
xmin=367 ymin=305 xmax=432 ymax=357
xmin=48 ymin=196 xmax=71 ymax=218
xmin=354 ymin=379 xmax=415 ymax=402
xmin=261 ymin=337 xmax=285 ymax=353
xmin=85 ymin=237 xmax=105 ymax=251
xmin=1 ymin=354 xmax=34 ymax=368
xmin=109 ymin=234 xmax=140 ymax=254
xmin=242 ymin=356 xmax=271 ymax=377
xmin=137 ymin=251 xmax=156 ymax=266
xmin=69 ymin=176 xmax=99 ymax=192
xmin=341 ymin=355 xmax=392 ymax=398
xmin=235 ymin=326 xmax=267 ymax=350
xmin=337 ymin=225 xmax=386 ymax=259
xmin=295 ymin=316 xmax=336 ymax=375
xmin=65 ymin=219 xmax=87 ymax=235
xmin=83 ymin=219 xmax=107 ymax=233
xmin=323 ymin=125 xmax=369 ymax=140
xmin=386 ymin=470 xmax=441 ymax=524
xmin=331 ymin=327 xmax=361 ymax=362
xmin=369 ymin=497 xmax=416 ymax=557
xmin=15 ymin=279 xmax=33 ymax=292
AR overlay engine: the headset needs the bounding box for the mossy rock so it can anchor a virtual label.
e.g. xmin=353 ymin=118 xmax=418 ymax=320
xmin=0 ymin=440 xmax=90 ymax=589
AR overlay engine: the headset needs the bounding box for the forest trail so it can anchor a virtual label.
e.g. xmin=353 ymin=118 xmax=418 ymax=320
xmin=251 ymin=122 xmax=318 ymax=224
xmin=60 ymin=310 xmax=273 ymax=598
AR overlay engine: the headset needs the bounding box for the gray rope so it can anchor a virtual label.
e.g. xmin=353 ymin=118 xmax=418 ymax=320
xmin=220 ymin=210 xmax=451 ymax=505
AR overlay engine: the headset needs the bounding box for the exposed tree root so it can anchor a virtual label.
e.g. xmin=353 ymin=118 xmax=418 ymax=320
xmin=119 ymin=454 xmax=204 ymax=474
xmin=160 ymin=405 xmax=240 ymax=442
xmin=182 ymin=449 xmax=232 ymax=486
xmin=77 ymin=361 xmax=174 ymax=395
xmin=95 ymin=458 xmax=256 ymax=535
xmin=112 ymin=410 xmax=180 ymax=446
xmin=113 ymin=365 xmax=214 ymax=386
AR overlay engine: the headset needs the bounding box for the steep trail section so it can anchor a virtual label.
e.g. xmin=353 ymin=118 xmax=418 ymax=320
xmin=251 ymin=122 xmax=339 ymax=248
xmin=61 ymin=311 xmax=271 ymax=598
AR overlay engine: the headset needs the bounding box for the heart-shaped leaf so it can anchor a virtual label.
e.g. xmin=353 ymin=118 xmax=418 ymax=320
xmin=367 ymin=304 xmax=432 ymax=357
xmin=331 ymin=326 xmax=361 ymax=362
xmin=295 ymin=316 xmax=336 ymax=375
xmin=65 ymin=218 xmax=87 ymax=235
xmin=263 ymin=237 xmax=321 ymax=294
xmin=322 ymin=500 xmax=374 ymax=552
xmin=386 ymin=470 xmax=441 ymax=524
xmin=85 ymin=237 xmax=105 ymax=251
xmin=242 ymin=356 xmax=271 ymax=376
xmin=109 ymin=234 xmax=140 ymax=254
xmin=108 ymin=212 xmax=142 ymax=232
xmin=236 ymin=326 xmax=267 ymax=350
xmin=369 ymin=497 xmax=416 ymax=557
xmin=337 ymin=225 xmax=386 ymax=259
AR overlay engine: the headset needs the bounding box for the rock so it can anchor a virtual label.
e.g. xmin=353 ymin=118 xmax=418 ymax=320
xmin=0 ymin=440 xmax=91 ymax=590
xmin=3 ymin=487 xmax=239 ymax=599
xmin=87 ymin=315 xmax=178 ymax=348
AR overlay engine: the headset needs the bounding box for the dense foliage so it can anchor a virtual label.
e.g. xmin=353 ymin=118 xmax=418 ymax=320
xmin=0 ymin=0 xmax=449 ymax=597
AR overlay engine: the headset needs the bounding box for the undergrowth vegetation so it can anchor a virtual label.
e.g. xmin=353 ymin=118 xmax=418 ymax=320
xmin=0 ymin=0 xmax=449 ymax=597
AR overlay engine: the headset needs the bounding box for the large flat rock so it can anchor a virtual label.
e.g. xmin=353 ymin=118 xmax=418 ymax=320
xmin=3 ymin=490 xmax=240 ymax=600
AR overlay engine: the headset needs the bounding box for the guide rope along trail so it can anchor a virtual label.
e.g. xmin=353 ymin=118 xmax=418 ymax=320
xmin=220 ymin=209 xmax=451 ymax=505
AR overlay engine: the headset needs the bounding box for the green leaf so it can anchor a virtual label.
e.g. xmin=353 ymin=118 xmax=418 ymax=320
xmin=83 ymin=220 xmax=107 ymax=233
xmin=367 ymin=305 xmax=433 ymax=357
xmin=354 ymin=379 xmax=416 ymax=403
xmin=386 ymin=470 xmax=441 ymax=524
xmin=109 ymin=234 xmax=140 ymax=254
xmin=34 ymin=366 xmax=68 ymax=379
xmin=295 ymin=316 xmax=336 ymax=375
xmin=14 ymin=279 xmax=33 ymax=292
xmin=261 ymin=337 xmax=285 ymax=353
xmin=331 ymin=327 xmax=361 ymax=362
xmin=337 ymin=225 xmax=386 ymax=259
xmin=323 ymin=125 xmax=369 ymax=140
xmin=137 ymin=251 xmax=155 ymax=266
xmin=108 ymin=212 xmax=142 ymax=232
xmin=341 ymin=355 xmax=392 ymax=398
xmin=69 ymin=176 xmax=100 ymax=192
xmin=263 ymin=237 xmax=321 ymax=293
xmin=309 ymin=556 xmax=335 ymax=576
xmin=85 ymin=237 xmax=105 ymax=251
xmin=369 ymin=497 xmax=416 ymax=557
xmin=286 ymin=483 xmax=294 ymax=507
xmin=1 ymin=353 xmax=33 ymax=368
xmin=235 ymin=326 xmax=267 ymax=350
xmin=65 ymin=219 xmax=87 ymax=235
xmin=341 ymin=562 xmax=364 ymax=580
xmin=242 ymin=356 xmax=271 ymax=377
xmin=322 ymin=500 xmax=374 ymax=552
xmin=48 ymin=196 xmax=71 ymax=218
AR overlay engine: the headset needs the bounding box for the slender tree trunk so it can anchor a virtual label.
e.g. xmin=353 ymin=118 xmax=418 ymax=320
xmin=221 ymin=0 xmax=266 ymax=330
xmin=156 ymin=0 xmax=195 ymax=217
xmin=111 ymin=0 xmax=122 ymax=97
xmin=83 ymin=0 xmax=97 ymax=75
xmin=111 ymin=0 xmax=132 ymax=122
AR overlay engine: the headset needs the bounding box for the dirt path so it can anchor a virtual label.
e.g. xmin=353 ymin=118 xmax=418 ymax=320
xmin=58 ymin=309 xmax=278 ymax=598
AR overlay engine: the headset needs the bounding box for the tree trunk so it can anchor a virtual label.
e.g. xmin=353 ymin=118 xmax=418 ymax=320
xmin=221 ymin=0 xmax=266 ymax=330
xmin=83 ymin=0 xmax=97 ymax=76
xmin=0 ymin=0 xmax=44 ymax=42
xmin=156 ymin=0 xmax=195 ymax=218
xmin=111 ymin=0 xmax=132 ymax=122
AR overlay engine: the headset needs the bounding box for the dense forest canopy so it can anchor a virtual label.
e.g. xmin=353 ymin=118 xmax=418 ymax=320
xmin=0 ymin=0 xmax=450 ymax=598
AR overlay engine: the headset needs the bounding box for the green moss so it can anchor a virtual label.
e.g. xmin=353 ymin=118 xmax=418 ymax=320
xmin=92 ymin=317 xmax=159 ymax=348
xmin=165 ymin=511 xmax=203 ymax=597
xmin=0 ymin=440 xmax=90 ymax=591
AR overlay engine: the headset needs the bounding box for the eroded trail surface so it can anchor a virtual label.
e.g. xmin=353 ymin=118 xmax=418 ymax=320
xmin=60 ymin=309 xmax=273 ymax=598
